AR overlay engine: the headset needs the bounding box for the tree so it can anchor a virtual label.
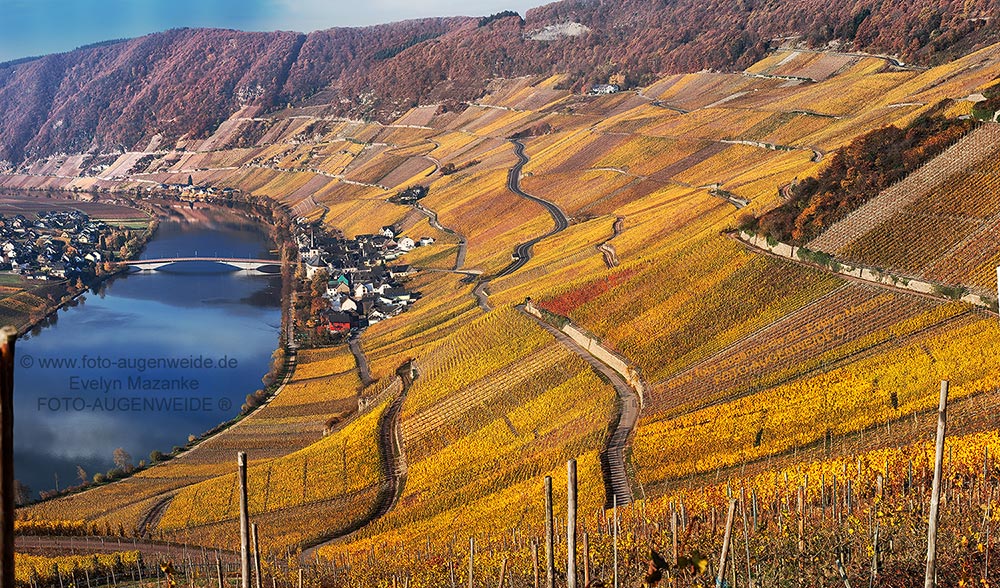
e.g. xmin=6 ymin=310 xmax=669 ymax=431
xmin=310 ymin=269 xmax=330 ymax=297
xmin=112 ymin=447 xmax=133 ymax=472
xmin=187 ymin=174 xmax=194 ymax=186
xmin=149 ymin=449 xmax=164 ymax=463
xmin=76 ymin=465 xmax=88 ymax=485
xmin=13 ymin=479 xmax=31 ymax=505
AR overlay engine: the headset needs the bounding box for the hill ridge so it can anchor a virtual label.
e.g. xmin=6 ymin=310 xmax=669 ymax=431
xmin=4 ymin=0 xmax=1000 ymax=163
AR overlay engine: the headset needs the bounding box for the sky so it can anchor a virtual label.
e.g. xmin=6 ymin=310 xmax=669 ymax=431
xmin=0 ymin=0 xmax=545 ymax=62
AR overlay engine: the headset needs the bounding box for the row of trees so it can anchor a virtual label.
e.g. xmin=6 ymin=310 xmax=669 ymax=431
xmin=13 ymin=447 xmax=134 ymax=505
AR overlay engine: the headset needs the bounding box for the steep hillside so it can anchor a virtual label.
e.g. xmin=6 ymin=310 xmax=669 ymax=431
xmin=0 ymin=20 xmax=469 ymax=164
xmin=4 ymin=0 xmax=1000 ymax=164
xmin=12 ymin=34 xmax=1000 ymax=586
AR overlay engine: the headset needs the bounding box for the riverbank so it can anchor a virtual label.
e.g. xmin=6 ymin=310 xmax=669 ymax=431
xmin=7 ymin=191 xmax=294 ymax=337
xmin=14 ymin=192 xmax=299 ymax=503
xmin=16 ymin=270 xmax=127 ymax=337
xmin=0 ymin=194 xmax=157 ymax=335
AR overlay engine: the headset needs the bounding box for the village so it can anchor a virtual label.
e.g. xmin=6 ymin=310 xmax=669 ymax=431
xmin=0 ymin=209 xmax=122 ymax=281
xmin=293 ymin=219 xmax=432 ymax=339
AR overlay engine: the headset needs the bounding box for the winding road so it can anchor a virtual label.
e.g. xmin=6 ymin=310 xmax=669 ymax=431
xmin=473 ymin=282 xmax=492 ymax=312
xmin=494 ymin=140 xmax=570 ymax=278
xmin=373 ymin=364 xmax=412 ymax=514
xmin=519 ymin=306 xmax=638 ymax=508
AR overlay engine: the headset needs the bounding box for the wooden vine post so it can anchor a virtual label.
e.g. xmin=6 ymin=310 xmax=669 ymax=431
xmin=924 ymin=381 xmax=949 ymax=588
xmin=740 ymin=489 xmax=753 ymax=587
xmin=532 ymin=539 xmax=540 ymax=588
xmin=0 ymin=326 xmax=15 ymax=588
xmin=613 ymin=496 xmax=619 ymax=588
xmin=671 ymin=507 xmax=679 ymax=564
xmin=716 ymin=499 xmax=737 ymax=588
xmin=497 ymin=557 xmax=508 ymax=588
xmin=238 ymin=452 xmax=251 ymax=588
xmin=469 ymin=537 xmax=475 ymax=588
xmin=567 ymin=459 xmax=578 ymax=588
xmin=252 ymin=523 xmax=263 ymax=588
xmin=545 ymin=476 xmax=555 ymax=588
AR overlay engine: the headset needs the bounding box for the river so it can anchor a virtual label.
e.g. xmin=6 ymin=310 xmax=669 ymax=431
xmin=15 ymin=203 xmax=282 ymax=500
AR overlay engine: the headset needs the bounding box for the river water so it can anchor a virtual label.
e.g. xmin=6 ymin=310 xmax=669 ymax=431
xmin=15 ymin=206 xmax=282 ymax=499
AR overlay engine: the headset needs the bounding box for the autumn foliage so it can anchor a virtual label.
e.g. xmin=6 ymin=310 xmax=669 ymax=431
xmin=756 ymin=115 xmax=971 ymax=244
xmin=537 ymin=267 xmax=639 ymax=316
xmin=3 ymin=0 xmax=1000 ymax=163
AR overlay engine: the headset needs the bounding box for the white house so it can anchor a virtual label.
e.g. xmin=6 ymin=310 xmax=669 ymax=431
xmin=397 ymin=237 xmax=416 ymax=252
xmin=304 ymin=256 xmax=327 ymax=279
xmin=590 ymin=84 xmax=620 ymax=95
xmin=419 ymin=236 xmax=435 ymax=246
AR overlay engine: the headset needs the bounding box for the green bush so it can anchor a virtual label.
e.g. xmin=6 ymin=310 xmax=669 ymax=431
xmin=797 ymin=247 xmax=834 ymax=267
xmin=933 ymin=283 xmax=968 ymax=300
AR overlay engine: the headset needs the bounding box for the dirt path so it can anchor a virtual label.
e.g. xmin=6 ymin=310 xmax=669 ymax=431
xmin=299 ymin=362 xmax=413 ymax=561
xmin=731 ymin=231 xmax=998 ymax=316
xmin=414 ymin=202 xmax=467 ymax=271
xmin=519 ymin=306 xmax=638 ymax=508
xmin=137 ymin=495 xmax=174 ymax=537
xmin=349 ymin=335 xmax=374 ymax=387
xmin=719 ymin=138 xmax=823 ymax=162
xmin=597 ymin=216 xmax=623 ymax=268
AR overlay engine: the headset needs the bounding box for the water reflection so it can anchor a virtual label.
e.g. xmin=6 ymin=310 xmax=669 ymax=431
xmin=15 ymin=216 xmax=281 ymax=499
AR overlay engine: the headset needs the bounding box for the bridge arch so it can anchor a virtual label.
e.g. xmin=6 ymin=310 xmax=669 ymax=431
xmin=125 ymin=257 xmax=281 ymax=274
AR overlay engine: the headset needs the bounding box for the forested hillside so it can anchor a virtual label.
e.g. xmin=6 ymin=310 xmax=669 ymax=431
xmin=2 ymin=0 xmax=1000 ymax=164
